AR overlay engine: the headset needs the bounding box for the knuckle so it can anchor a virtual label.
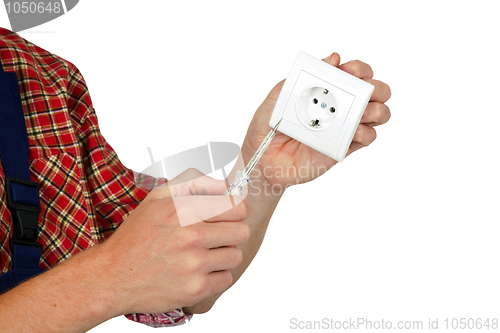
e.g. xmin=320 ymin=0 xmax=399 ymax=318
xmin=187 ymin=255 xmax=206 ymax=273
xmin=349 ymin=60 xmax=371 ymax=78
xmin=178 ymin=228 xmax=204 ymax=248
xmin=186 ymin=168 xmax=204 ymax=178
xmin=187 ymin=272 xmax=233 ymax=304
xmin=186 ymin=278 xmax=208 ymax=301
xmin=348 ymin=60 xmax=363 ymax=77
xmin=163 ymin=199 xmax=178 ymax=217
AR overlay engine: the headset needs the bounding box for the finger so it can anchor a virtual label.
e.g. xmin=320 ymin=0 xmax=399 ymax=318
xmin=339 ymin=60 xmax=374 ymax=79
xmin=148 ymin=168 xmax=225 ymax=200
xmin=203 ymin=270 xmax=233 ymax=298
xmin=196 ymin=222 xmax=250 ymax=249
xmin=361 ymin=102 xmax=391 ymax=127
xmin=169 ymin=167 xmax=206 ymax=185
xmin=346 ymin=142 xmax=365 ymax=157
xmin=205 ymin=246 xmax=244 ymax=272
xmin=168 ymin=169 xmax=228 ymax=197
xmin=171 ymin=176 xmax=227 ymax=197
xmin=322 ymin=52 xmax=341 ymax=67
xmin=173 ymin=195 xmax=250 ymax=227
xmin=202 ymin=197 xmax=250 ymax=222
xmin=364 ymin=78 xmax=391 ymax=103
xmin=346 ymin=126 xmax=377 ymax=157
xmin=352 ymin=124 xmax=377 ymax=147
xmin=189 ymin=177 xmax=227 ymax=195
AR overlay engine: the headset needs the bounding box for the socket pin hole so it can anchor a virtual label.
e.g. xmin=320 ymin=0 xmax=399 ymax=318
xmin=313 ymin=98 xmax=318 ymax=104
xmin=330 ymin=107 xmax=336 ymax=113
xmin=310 ymin=119 xmax=320 ymax=127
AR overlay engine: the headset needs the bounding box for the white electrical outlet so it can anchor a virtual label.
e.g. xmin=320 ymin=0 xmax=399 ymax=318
xmin=269 ymin=52 xmax=374 ymax=162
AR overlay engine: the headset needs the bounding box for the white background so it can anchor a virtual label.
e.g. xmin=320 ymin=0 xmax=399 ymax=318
xmin=2 ymin=1 xmax=500 ymax=332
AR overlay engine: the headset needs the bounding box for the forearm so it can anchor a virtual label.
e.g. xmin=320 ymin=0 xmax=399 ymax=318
xmin=184 ymin=152 xmax=282 ymax=313
xmin=0 ymin=244 xmax=119 ymax=333
xmin=229 ymin=165 xmax=281 ymax=284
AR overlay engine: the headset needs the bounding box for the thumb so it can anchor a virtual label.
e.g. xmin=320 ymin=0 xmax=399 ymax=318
xmin=322 ymin=52 xmax=341 ymax=67
xmin=169 ymin=173 xmax=228 ymax=197
xmin=146 ymin=169 xmax=227 ymax=201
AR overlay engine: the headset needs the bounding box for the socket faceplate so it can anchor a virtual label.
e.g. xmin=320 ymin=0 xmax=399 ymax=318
xmin=269 ymin=52 xmax=374 ymax=162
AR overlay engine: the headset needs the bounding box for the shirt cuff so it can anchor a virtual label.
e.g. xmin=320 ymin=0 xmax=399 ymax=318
xmin=125 ymin=309 xmax=193 ymax=328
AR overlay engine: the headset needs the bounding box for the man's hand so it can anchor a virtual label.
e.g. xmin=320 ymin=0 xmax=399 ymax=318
xmin=241 ymin=52 xmax=391 ymax=188
xmin=184 ymin=53 xmax=392 ymax=315
xmin=0 ymin=169 xmax=250 ymax=332
xmin=99 ymin=169 xmax=251 ymax=315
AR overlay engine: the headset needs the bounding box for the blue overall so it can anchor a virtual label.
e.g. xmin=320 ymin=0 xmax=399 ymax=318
xmin=0 ymin=60 xmax=44 ymax=293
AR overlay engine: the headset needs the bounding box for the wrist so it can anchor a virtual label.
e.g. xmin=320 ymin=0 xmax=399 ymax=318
xmin=79 ymin=243 xmax=129 ymax=319
xmin=56 ymin=243 xmax=124 ymax=324
xmin=91 ymin=239 xmax=149 ymax=317
xmin=236 ymin=148 xmax=280 ymax=201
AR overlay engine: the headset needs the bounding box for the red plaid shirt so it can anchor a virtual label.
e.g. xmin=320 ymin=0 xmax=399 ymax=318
xmin=0 ymin=28 xmax=191 ymax=327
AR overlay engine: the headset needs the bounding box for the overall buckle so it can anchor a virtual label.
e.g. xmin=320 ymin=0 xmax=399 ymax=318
xmin=5 ymin=177 xmax=41 ymax=248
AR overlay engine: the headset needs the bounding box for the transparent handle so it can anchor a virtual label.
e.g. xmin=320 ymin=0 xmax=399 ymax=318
xmin=224 ymin=119 xmax=281 ymax=196
xmin=224 ymin=170 xmax=251 ymax=196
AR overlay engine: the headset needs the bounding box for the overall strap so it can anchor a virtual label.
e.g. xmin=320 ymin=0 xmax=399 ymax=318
xmin=0 ymin=60 xmax=43 ymax=292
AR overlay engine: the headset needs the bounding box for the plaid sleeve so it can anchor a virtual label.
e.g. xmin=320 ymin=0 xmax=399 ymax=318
xmin=73 ymin=105 xmax=148 ymax=239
